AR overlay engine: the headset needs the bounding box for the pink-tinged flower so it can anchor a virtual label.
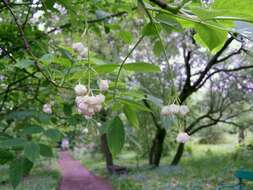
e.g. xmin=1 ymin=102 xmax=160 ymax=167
xmin=96 ymin=94 xmax=105 ymax=103
xmin=74 ymin=84 xmax=87 ymax=96
xmin=99 ymin=80 xmax=109 ymax=91
xmin=75 ymin=92 xmax=105 ymax=119
xmin=72 ymin=42 xmax=87 ymax=58
xmin=43 ymin=103 xmax=52 ymax=114
xmin=176 ymin=132 xmax=190 ymax=143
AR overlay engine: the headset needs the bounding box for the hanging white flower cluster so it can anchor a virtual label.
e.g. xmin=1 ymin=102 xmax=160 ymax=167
xmin=74 ymin=83 xmax=105 ymax=119
xmin=98 ymin=80 xmax=109 ymax=91
xmin=72 ymin=42 xmax=88 ymax=58
xmin=161 ymin=104 xmax=189 ymax=116
xmin=43 ymin=103 xmax=52 ymax=114
xmin=176 ymin=132 xmax=190 ymax=143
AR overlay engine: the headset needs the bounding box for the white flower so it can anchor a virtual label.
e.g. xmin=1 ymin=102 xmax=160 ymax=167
xmin=43 ymin=103 xmax=52 ymax=114
xmin=161 ymin=104 xmax=180 ymax=116
xmin=72 ymin=42 xmax=84 ymax=52
xmin=53 ymin=3 xmax=67 ymax=15
xmin=72 ymin=42 xmax=87 ymax=58
xmin=169 ymin=104 xmax=180 ymax=114
xmin=176 ymin=132 xmax=190 ymax=143
xmin=78 ymin=102 xmax=88 ymax=111
xmin=87 ymin=96 xmax=97 ymax=105
xmin=0 ymin=75 xmax=5 ymax=81
xmin=161 ymin=106 xmax=170 ymax=115
xmin=179 ymin=105 xmax=189 ymax=116
xmin=83 ymin=128 xmax=89 ymax=133
xmin=74 ymin=84 xmax=87 ymax=96
xmin=96 ymin=94 xmax=105 ymax=103
xmin=96 ymin=104 xmax=102 ymax=111
xmin=75 ymin=92 xmax=105 ymax=119
xmin=99 ymin=80 xmax=109 ymax=91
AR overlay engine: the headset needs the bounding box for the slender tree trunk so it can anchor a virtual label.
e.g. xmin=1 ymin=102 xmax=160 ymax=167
xmin=100 ymin=109 xmax=114 ymax=172
xmin=170 ymin=143 xmax=185 ymax=165
xmin=100 ymin=133 xmax=114 ymax=171
xmin=149 ymin=128 xmax=166 ymax=166
xmin=238 ymin=128 xmax=245 ymax=144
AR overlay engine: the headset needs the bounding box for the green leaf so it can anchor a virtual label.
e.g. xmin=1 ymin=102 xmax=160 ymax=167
xmin=39 ymin=53 xmax=54 ymax=65
xmin=63 ymin=103 xmax=72 ymax=115
xmin=15 ymin=59 xmax=34 ymax=69
xmin=53 ymin=57 xmax=72 ymax=67
xmin=123 ymin=62 xmax=160 ymax=72
xmin=123 ymin=105 xmax=139 ymax=128
xmin=24 ymin=142 xmax=40 ymax=162
xmin=9 ymin=158 xmax=33 ymax=189
xmin=146 ymin=95 xmax=163 ymax=107
xmin=0 ymin=138 xmax=26 ymax=149
xmin=22 ymin=158 xmax=33 ymax=176
xmin=106 ymin=116 xmax=125 ymax=156
xmin=118 ymin=31 xmax=133 ymax=44
xmin=118 ymin=98 xmax=151 ymax=112
xmin=58 ymin=47 xmax=74 ymax=62
xmin=212 ymin=0 xmax=253 ymax=21
xmin=44 ymin=129 xmax=62 ymax=142
xmin=153 ymin=40 xmax=163 ymax=57
xmin=194 ymin=23 xmax=227 ymax=52
xmin=0 ymin=149 xmax=14 ymax=164
xmin=9 ymin=158 xmax=23 ymax=189
xmin=20 ymin=125 xmax=44 ymax=136
xmin=39 ymin=144 xmax=53 ymax=157
xmin=6 ymin=110 xmax=51 ymax=123
xmin=156 ymin=13 xmax=182 ymax=32
xmin=142 ymin=23 xmax=161 ymax=36
xmin=94 ymin=64 xmax=119 ymax=74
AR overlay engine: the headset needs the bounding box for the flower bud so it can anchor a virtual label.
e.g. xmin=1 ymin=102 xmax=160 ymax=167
xmin=99 ymin=80 xmax=109 ymax=91
xmin=74 ymin=84 xmax=87 ymax=96
xmin=176 ymin=132 xmax=190 ymax=143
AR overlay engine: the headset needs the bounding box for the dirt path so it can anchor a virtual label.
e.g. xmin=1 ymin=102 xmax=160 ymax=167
xmin=58 ymin=151 xmax=113 ymax=190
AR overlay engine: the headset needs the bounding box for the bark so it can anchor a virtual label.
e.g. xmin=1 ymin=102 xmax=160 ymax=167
xmin=149 ymin=127 xmax=166 ymax=166
xmin=99 ymin=110 xmax=127 ymax=174
xmin=99 ymin=110 xmax=114 ymax=172
xmin=238 ymin=128 xmax=245 ymax=144
xmin=143 ymin=98 xmax=166 ymax=167
xmin=170 ymin=143 xmax=185 ymax=165
xmin=100 ymin=133 xmax=114 ymax=170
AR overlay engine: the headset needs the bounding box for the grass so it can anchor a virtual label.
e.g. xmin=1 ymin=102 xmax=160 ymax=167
xmin=0 ymin=159 xmax=60 ymax=190
xmin=75 ymin=142 xmax=253 ymax=190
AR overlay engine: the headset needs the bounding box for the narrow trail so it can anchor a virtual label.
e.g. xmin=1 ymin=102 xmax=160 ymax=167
xmin=58 ymin=151 xmax=113 ymax=190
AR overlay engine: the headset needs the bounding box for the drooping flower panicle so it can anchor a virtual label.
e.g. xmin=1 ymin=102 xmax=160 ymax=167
xmin=161 ymin=104 xmax=189 ymax=116
xmin=74 ymin=83 xmax=105 ymax=119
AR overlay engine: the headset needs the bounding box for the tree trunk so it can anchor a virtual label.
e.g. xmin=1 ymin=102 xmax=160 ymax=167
xmin=170 ymin=143 xmax=185 ymax=165
xmin=149 ymin=128 xmax=166 ymax=167
xmin=100 ymin=133 xmax=114 ymax=170
xmin=238 ymin=128 xmax=245 ymax=144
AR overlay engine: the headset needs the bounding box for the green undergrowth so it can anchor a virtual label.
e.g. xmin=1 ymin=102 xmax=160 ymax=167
xmin=75 ymin=143 xmax=253 ymax=190
xmin=0 ymin=159 xmax=60 ymax=190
